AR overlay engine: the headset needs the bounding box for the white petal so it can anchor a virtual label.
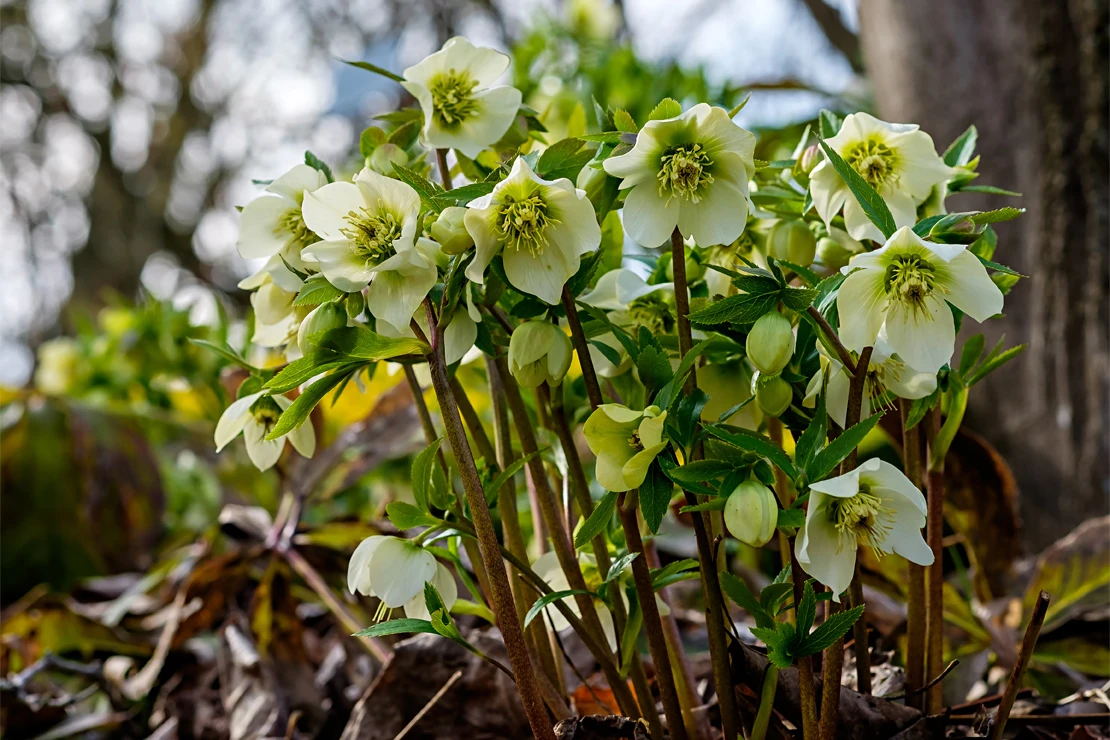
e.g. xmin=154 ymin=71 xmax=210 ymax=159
xmin=942 ymin=249 xmax=1004 ymax=322
xmin=353 ymin=168 xmax=421 ymax=224
xmin=545 ymin=183 xmax=602 ymax=257
xmin=403 ymin=561 xmax=459 ymax=619
xmin=882 ymin=295 xmax=954 ymax=373
xmin=884 ymin=495 xmax=934 ymax=566
xmin=443 ymin=37 xmax=511 ymax=87
xmin=603 ymin=144 xmax=658 ymax=189
xmin=366 ymin=261 xmax=438 ymax=331
xmin=301 ymin=182 xmax=365 ymax=242
xmin=578 ymin=269 xmax=624 ymax=310
xmin=348 ymin=536 xmax=386 ymax=595
xmin=888 ymin=129 xmax=954 ymax=201
xmin=842 ymin=194 xmax=887 ymax=243
xmin=884 ymin=188 xmax=919 ymax=232
xmin=678 ymin=180 xmax=749 ymax=248
xmin=882 ymin=356 xmax=937 ymax=400
xmin=836 ymin=268 xmax=887 ymax=352
xmin=808 ymin=465 xmax=866 ymax=499
xmin=369 ymin=538 xmax=437 ymax=608
xmin=810 ymin=162 xmax=849 ymax=229
xmin=243 ymin=420 xmax=285 ymax=471
xmin=463 ymin=205 xmax=500 ymax=286
xmin=862 ymin=459 xmax=927 ymax=515
xmin=238 ymin=196 xmax=293 ymax=259
xmin=622 ymin=183 xmax=679 ymax=248
xmin=214 ymin=391 xmax=263 ymax=451
xmin=503 ymin=239 xmax=579 ymax=305
xmin=303 ymin=241 xmax=375 ymax=292
xmin=796 ymin=496 xmax=855 ymax=601
xmin=287 ymin=417 xmax=316 ymax=458
xmin=443 ymin=309 xmax=478 ymax=366
xmin=825 ymin=365 xmax=851 ymax=429
xmin=267 ymin=163 xmax=327 ymax=203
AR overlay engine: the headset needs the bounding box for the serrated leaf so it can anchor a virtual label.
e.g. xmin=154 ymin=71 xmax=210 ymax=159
xmin=648 ymin=98 xmax=682 ymax=121
xmin=388 ymin=120 xmax=420 ymax=149
xmin=754 ymin=623 xmax=797 ymax=668
xmin=777 ymin=260 xmax=821 ymax=287
xmin=411 ymin=438 xmax=443 ymax=512
xmin=294 ymin=274 xmax=346 ymax=306
xmin=689 ymin=291 xmax=780 ymax=327
xmin=386 ymin=501 xmax=441 ymax=530
xmin=614 ymin=109 xmax=637 ymax=133
xmin=431 ymin=181 xmax=497 ymax=208
xmin=264 ymin=357 xmax=353 ymax=394
xmin=759 ymin=582 xmax=795 ymax=614
xmin=667 ymin=459 xmax=737 ymax=484
xmin=818 ymin=140 xmax=897 ymax=239
xmin=669 ymin=388 xmax=708 ymax=451
xmin=969 ymin=207 xmax=1025 ymax=225
xmin=818 ymin=109 xmax=842 ymax=140
xmin=574 ymin=491 xmax=618 ymax=549
xmin=352 ymin=618 xmax=437 ymax=638
xmin=943 ymin=124 xmax=978 ymax=167
xmin=304 ymin=150 xmax=333 ymax=183
xmin=959 ymin=334 xmax=986 ymax=378
xmin=781 ymin=286 xmax=818 ymax=311
xmin=798 ymin=604 xmax=865 ymax=655
xmin=796 ymin=580 xmax=817 ymax=635
xmin=637 ymin=344 xmax=673 ymax=397
xmin=391 ymin=163 xmax=445 ymax=214
xmin=639 ymin=461 xmax=674 ymax=534
xmin=678 ymin=498 xmax=727 ymax=514
xmin=266 ymin=371 xmax=350 ymax=439
xmin=339 ymin=58 xmax=404 ymax=82
xmin=315 ymin=325 xmax=428 ymax=361
xmin=524 ymin=589 xmax=593 ymax=629
xmin=579 ymin=132 xmax=623 ymax=144
xmin=721 ymin=571 xmax=776 ymax=629
xmin=793 ymin=392 xmax=827 ymax=474
xmin=536 ymin=137 xmax=593 ymax=182
xmin=704 ymin=425 xmax=799 ymax=481
xmin=975 ymin=254 xmax=1027 ymax=278
xmin=806 ymin=412 xmax=884 ymax=482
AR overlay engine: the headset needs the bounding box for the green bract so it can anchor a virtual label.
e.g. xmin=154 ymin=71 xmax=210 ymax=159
xmin=583 ymin=404 xmax=668 ymax=492
xmin=430 ymin=206 xmax=475 ymax=255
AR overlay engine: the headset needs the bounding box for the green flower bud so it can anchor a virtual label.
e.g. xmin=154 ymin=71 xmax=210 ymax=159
xmin=751 ymin=370 xmax=792 ymax=417
xmin=664 ymin=248 xmax=704 ymax=282
xmin=430 ymin=206 xmax=474 ymax=255
xmin=576 ymin=161 xmax=612 ymax=212
xmin=724 ymin=479 xmax=779 ymax=547
xmin=508 ymin=320 xmax=573 ymax=388
xmin=297 ymin=301 xmax=347 ymax=355
xmin=746 ymin=311 xmax=795 ymax=375
xmin=768 ymin=218 xmax=817 ymax=267
xmin=817 ymin=236 xmax=854 ymax=271
xmin=370 ymin=143 xmax=408 ymax=176
xmin=799 ymin=144 xmax=820 ymax=175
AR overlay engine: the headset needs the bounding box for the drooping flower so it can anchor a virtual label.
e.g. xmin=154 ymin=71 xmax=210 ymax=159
xmin=237 ymin=164 xmax=328 ymax=273
xmin=401 ymin=37 xmax=523 ymax=159
xmin=464 ymin=157 xmax=600 ymax=305
xmin=508 ymin=320 xmax=573 ymax=388
xmin=603 ymin=103 xmax=756 ymax=248
xmin=796 ymin=458 xmax=933 ymax=599
xmin=836 ymin=226 xmax=1003 ymax=373
xmin=347 ymin=536 xmax=458 ymax=620
xmin=301 ymin=168 xmax=438 ymax=331
xmin=214 ymin=390 xmax=315 ymax=471
xmin=583 ymin=404 xmax=668 ymax=492
xmin=724 ymin=480 xmax=778 ymax=547
xmin=810 ymin=113 xmax=956 ymax=242
xmin=803 ymin=337 xmax=937 ymax=428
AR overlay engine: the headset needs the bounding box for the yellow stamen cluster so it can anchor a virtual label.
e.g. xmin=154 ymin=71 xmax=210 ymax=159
xmin=428 ymin=69 xmax=479 ymax=127
xmin=627 ymin=430 xmax=643 ymax=451
xmin=249 ymin=396 xmax=283 ymax=432
xmin=497 ymin=192 xmax=555 ymax=255
xmin=341 ymin=207 xmax=402 ymax=264
xmin=828 ymin=485 xmax=895 ymax=554
xmin=625 ymin=293 xmax=674 ymax=336
xmin=276 ymin=207 xmax=318 ymax=247
xmin=657 ymin=143 xmax=714 ymax=203
xmin=884 ymin=254 xmax=942 ymax=315
xmin=844 ymin=137 xmax=898 ymax=188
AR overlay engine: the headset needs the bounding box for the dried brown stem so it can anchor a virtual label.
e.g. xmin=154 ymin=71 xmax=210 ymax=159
xmin=987 ymin=592 xmax=1050 ymax=740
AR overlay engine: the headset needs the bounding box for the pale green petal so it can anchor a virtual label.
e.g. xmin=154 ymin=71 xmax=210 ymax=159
xmin=267 ymin=163 xmax=327 ymax=203
xmin=301 ymin=182 xmax=365 ymax=242
xmin=403 ymin=561 xmax=459 ymax=619
xmin=638 ymin=410 xmax=667 ymax=449
xmin=942 ymin=249 xmax=1004 ymax=322
xmin=810 ymin=162 xmax=849 ymax=229
xmin=622 ymin=183 xmax=679 ymax=248
xmin=238 ymin=195 xmax=293 ymax=259
xmin=243 ymin=419 xmax=285 ymax=471
xmin=503 ymin=237 xmax=579 ymax=305
xmin=882 ymin=294 xmax=954 ymax=374
xmin=677 ymin=179 xmax=748 ymax=248
xmin=369 ymin=538 xmax=437 ymax=608
xmin=807 ymin=463 xmax=867 ymax=498
xmin=366 ymin=261 xmax=437 ymax=331
xmin=623 ymin=442 xmax=666 ymax=489
xmin=795 ymin=499 xmax=856 ymax=602
xmin=836 ymin=268 xmax=887 ymax=352
xmin=287 ymin=415 xmax=316 ymax=458
xmin=463 ymin=205 xmax=500 ymax=286
xmin=348 ymin=536 xmax=386 ymax=595
xmin=214 ymin=391 xmax=263 ymax=451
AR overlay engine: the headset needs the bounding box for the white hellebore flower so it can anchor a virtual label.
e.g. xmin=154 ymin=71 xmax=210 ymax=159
xmin=215 ymin=391 xmax=315 ymax=471
xmin=578 ymin=268 xmax=676 ymax=376
xmin=796 ymin=458 xmax=933 ymax=600
xmin=347 ymin=536 xmax=458 ymax=620
xmin=811 ymin=112 xmax=956 ymax=242
xmin=465 ymin=157 xmax=601 ymax=305
xmin=604 ymin=103 xmax=756 ymax=248
xmin=836 ymin=226 xmax=1003 ymax=373
xmin=301 ymin=168 xmax=438 ymax=331
xmin=803 ymin=337 xmax=937 ymax=428
xmin=583 ymin=404 xmax=668 ymax=492
xmin=237 ymin=164 xmax=328 ymax=275
xmin=401 ymin=36 xmax=523 ymax=159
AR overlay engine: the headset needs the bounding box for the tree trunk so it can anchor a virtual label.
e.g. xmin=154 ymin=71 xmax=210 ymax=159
xmin=858 ymin=0 xmax=1109 ymax=552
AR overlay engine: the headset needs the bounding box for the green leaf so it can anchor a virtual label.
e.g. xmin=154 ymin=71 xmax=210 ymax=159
xmin=411 ymin=438 xmax=443 ymax=512
xmin=579 ymin=132 xmax=623 ymax=144
xmin=639 ymin=461 xmax=674 ymax=534
xmin=386 ymin=501 xmax=441 ymax=530
xmin=721 ymin=572 xmax=776 ymax=630
xmin=818 ymin=109 xmax=842 ymax=140
xmin=674 ymin=335 xmax=717 ymax=384
xmin=751 ymin=625 xmax=796 ymax=669
xmin=704 ymin=425 xmax=799 ymax=481
xmin=574 ymin=491 xmax=618 ymax=549
xmin=339 ymin=58 xmax=404 ymax=83
xmin=818 ymin=140 xmax=897 ymax=239
xmin=954 ymin=184 xmax=1021 ymax=197
xmin=688 ymin=290 xmax=780 ymax=327
xmin=651 ymin=558 xmax=700 ymax=591
xmin=781 ymin=286 xmax=818 ymax=312
xmin=777 ymin=508 xmax=805 ymax=528
xmin=189 ymin=338 xmax=255 ymax=371
xmin=648 ymin=98 xmax=682 ymax=121
xmin=798 ymin=604 xmax=865 ymax=655
xmin=794 ymin=392 xmax=827 ymax=475
xmin=266 ymin=371 xmax=350 ymax=439
xmin=359 ymin=126 xmax=386 ymax=158
xmin=388 ymin=120 xmax=420 ymax=149
xmin=524 ymin=590 xmax=593 ymax=629
xmin=316 ymin=325 xmax=428 ymax=361
xmin=969 ymin=207 xmax=1025 ymax=225
xmin=759 ymin=581 xmax=795 ymax=613
xmin=605 ymin=552 xmax=639 ymax=583
xmin=352 ymin=618 xmax=437 ymax=638
xmin=391 ymin=163 xmax=446 ymax=214
xmin=483 ymin=451 xmax=540 ymax=507
xmin=777 ymin=260 xmax=822 ymax=287
xmin=943 ymin=124 xmax=978 ymax=167
xmin=536 ymin=137 xmax=593 ymax=182
xmin=904 ymin=388 xmax=940 ymax=430
xmin=975 ymin=254 xmax=1027 ymax=278
xmin=264 ymin=357 xmax=353 ymax=394
xmin=667 ymin=459 xmax=737 ymax=484
xmin=619 ymin=595 xmax=643 ymax=678
xmin=678 ymin=498 xmax=728 ymax=514
xmin=589 ymin=339 xmax=623 ymax=368
xmin=966 ymin=344 xmax=1026 ymax=387
xmin=614 ymin=109 xmax=637 ymax=133
xmin=637 ymin=344 xmax=674 ymax=397
xmin=304 ymin=150 xmax=333 ymax=183
xmin=959 ymin=334 xmax=986 ymax=378
xmin=431 ymin=181 xmax=497 ymax=209
xmin=805 ymin=412 xmax=885 ymax=482
xmin=294 ymin=274 xmax=346 ymax=306
xmin=670 ymin=389 xmax=708 ymax=452
xmin=796 ymin=580 xmax=817 ymax=635
xmin=727 ymin=92 xmax=752 ymax=119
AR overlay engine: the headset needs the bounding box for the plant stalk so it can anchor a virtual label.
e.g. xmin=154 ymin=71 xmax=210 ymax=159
xmin=751 ymin=663 xmax=780 ymax=740
xmin=987 ymin=592 xmax=1050 ymax=740
xmin=924 ymin=406 xmax=946 ymax=715
xmin=421 ymin=300 xmax=555 ymax=740
xmin=899 ymin=398 xmax=927 ymax=711
xmin=435 ymin=148 xmax=453 ymax=190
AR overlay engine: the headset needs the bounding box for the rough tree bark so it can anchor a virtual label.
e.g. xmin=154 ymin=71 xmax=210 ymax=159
xmin=858 ymin=0 xmax=1109 ymax=552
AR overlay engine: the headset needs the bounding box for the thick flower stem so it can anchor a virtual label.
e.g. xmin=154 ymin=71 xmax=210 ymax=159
xmin=540 ymin=383 xmax=663 ymax=738
xmin=790 ymin=554 xmax=820 ymax=739
xmin=924 ymin=407 xmax=946 ymax=715
xmin=751 ymin=663 xmax=780 ymax=740
xmin=496 ymin=356 xmax=642 ymax=719
xmin=671 ymin=226 xmax=742 ymax=740
xmin=421 ymin=302 xmax=555 ymax=740
xmin=899 ymin=398 xmax=927 ymax=711
xmin=617 ymin=491 xmax=690 ymax=740
xmin=435 ymin=148 xmax=453 ymax=191
xmin=819 ymin=345 xmax=872 ymax=740
xmin=806 ymin=305 xmax=857 ymax=375
xmin=561 ymin=286 xmax=604 ymax=409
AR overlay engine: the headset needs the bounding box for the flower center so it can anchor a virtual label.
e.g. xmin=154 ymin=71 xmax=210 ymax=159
xmin=497 ymin=192 xmax=556 ymax=255
xmin=625 ymin=294 xmax=674 ymax=336
xmin=428 ymin=69 xmax=480 ymax=127
xmin=249 ymin=396 xmax=283 ymax=432
xmin=884 ymin=254 xmax=942 ymax=315
xmin=844 ymin=138 xmax=898 ymax=188
xmin=827 ymin=486 xmax=895 ymax=553
xmin=657 ymin=143 xmax=714 ymax=203
xmin=276 ymin=207 xmax=318 ymax=248
xmin=627 ymin=430 xmax=643 ymax=451
xmin=341 ymin=207 xmax=402 ymax=265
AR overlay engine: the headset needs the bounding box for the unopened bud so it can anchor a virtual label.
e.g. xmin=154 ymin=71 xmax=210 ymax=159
xmin=430 ymin=207 xmax=474 ymax=255
xmin=508 ymin=320 xmax=573 ymax=388
xmin=768 ymin=218 xmax=817 ymax=267
xmin=665 ymin=248 xmax=704 ymax=282
xmin=746 ymin=311 xmax=795 ymax=375
xmin=724 ymin=479 xmax=779 ymax=547
xmin=929 ymin=212 xmax=983 ymax=243
xmin=370 ymin=143 xmax=408 ymax=176
xmin=298 ymin=301 xmax=347 ymax=355
xmin=751 ymin=371 xmax=792 ymax=417
xmin=798 ymin=144 xmax=820 ymax=175
xmin=817 ymin=236 xmax=853 ymax=271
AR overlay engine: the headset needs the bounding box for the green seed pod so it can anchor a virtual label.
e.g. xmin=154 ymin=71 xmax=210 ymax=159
xmin=817 ymin=236 xmax=854 ymax=271
xmin=746 ymin=311 xmax=795 ymax=375
xmin=297 ymin=301 xmax=347 ymax=355
xmin=751 ymin=370 xmax=792 ymax=417
xmin=724 ymin=479 xmax=779 ymax=547
xmin=508 ymin=320 xmax=573 ymax=388
xmin=430 ymin=206 xmax=474 ymax=255
xmin=768 ymin=218 xmax=817 ymax=267
xmin=369 ymin=143 xmax=409 ymax=176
